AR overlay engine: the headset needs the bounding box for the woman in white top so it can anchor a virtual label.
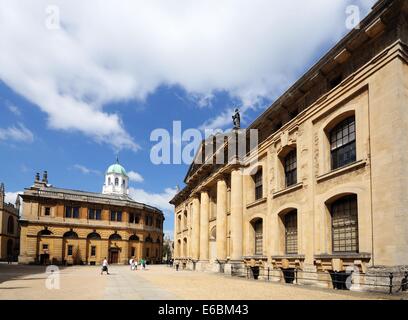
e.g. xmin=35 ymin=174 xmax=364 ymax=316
xmin=101 ymin=258 xmax=109 ymax=275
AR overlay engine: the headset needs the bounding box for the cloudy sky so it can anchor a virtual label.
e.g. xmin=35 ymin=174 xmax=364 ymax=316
xmin=0 ymin=0 xmax=375 ymax=237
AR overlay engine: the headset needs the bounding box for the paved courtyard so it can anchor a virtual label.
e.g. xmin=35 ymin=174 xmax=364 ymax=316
xmin=0 ymin=263 xmax=399 ymax=300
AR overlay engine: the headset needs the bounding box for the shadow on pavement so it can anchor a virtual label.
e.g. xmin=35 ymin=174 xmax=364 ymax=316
xmin=0 ymin=264 xmax=69 ymax=286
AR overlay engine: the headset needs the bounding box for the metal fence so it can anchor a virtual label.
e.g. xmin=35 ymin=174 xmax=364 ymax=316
xmin=231 ymin=265 xmax=408 ymax=294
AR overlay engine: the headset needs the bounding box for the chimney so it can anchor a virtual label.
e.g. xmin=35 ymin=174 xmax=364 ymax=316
xmin=35 ymin=172 xmax=40 ymax=182
xmin=43 ymin=171 xmax=48 ymax=184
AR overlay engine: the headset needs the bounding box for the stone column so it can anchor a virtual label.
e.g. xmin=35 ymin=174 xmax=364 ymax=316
xmin=216 ymin=178 xmax=228 ymax=261
xmin=192 ymin=197 xmax=200 ymax=260
xmin=199 ymin=190 xmax=210 ymax=261
xmin=230 ymin=168 xmax=243 ymax=261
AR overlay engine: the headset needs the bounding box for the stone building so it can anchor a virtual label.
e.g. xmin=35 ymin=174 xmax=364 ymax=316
xmin=171 ymin=0 xmax=408 ymax=290
xmin=19 ymin=161 xmax=164 ymax=265
xmin=0 ymin=183 xmax=20 ymax=261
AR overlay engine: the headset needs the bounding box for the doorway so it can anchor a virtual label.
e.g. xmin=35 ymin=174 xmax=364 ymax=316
xmin=40 ymin=254 xmax=50 ymax=265
xmin=109 ymin=249 xmax=119 ymax=264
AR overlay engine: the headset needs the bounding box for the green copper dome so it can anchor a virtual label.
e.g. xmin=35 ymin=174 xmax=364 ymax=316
xmin=106 ymin=163 xmax=128 ymax=177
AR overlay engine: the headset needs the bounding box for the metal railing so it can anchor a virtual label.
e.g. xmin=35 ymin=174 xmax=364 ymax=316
xmin=230 ymin=265 xmax=408 ymax=294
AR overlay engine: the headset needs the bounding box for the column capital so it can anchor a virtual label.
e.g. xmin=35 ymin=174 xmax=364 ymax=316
xmin=190 ymin=193 xmax=200 ymax=200
xmin=216 ymin=173 xmax=229 ymax=183
xmin=198 ymin=187 xmax=210 ymax=194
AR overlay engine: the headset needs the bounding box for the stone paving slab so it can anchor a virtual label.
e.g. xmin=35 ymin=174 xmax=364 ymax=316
xmin=0 ymin=264 xmax=403 ymax=300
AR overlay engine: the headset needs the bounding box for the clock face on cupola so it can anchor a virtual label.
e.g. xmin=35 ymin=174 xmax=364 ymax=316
xmin=102 ymin=157 xmax=129 ymax=196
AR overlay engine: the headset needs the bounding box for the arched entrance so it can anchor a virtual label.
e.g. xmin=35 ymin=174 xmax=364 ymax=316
xmin=37 ymin=229 xmax=53 ymax=265
xmin=63 ymin=231 xmax=79 ymax=265
xmin=86 ymin=232 xmax=101 ymax=265
xmin=108 ymin=233 xmax=122 ymax=264
xmin=108 ymin=248 xmax=120 ymax=264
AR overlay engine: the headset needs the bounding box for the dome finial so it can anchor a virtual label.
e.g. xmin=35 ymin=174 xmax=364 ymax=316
xmin=116 ymin=155 xmax=119 ymax=164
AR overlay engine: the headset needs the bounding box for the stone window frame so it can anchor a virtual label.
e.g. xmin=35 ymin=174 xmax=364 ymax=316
xmin=277 ymin=206 xmax=300 ymax=256
xmin=329 ymin=116 xmax=356 ymax=170
xmin=327 ymin=194 xmax=359 ymax=254
xmin=247 ymin=216 xmax=265 ymax=257
xmin=283 ymin=210 xmax=298 ymax=255
xmin=276 ymin=144 xmax=298 ymax=191
xmin=315 ymin=94 xmax=369 ymax=179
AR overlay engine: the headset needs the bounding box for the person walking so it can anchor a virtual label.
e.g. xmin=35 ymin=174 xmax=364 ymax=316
xmin=101 ymin=257 xmax=109 ymax=275
xmin=142 ymin=259 xmax=146 ymax=270
xmin=129 ymin=257 xmax=134 ymax=270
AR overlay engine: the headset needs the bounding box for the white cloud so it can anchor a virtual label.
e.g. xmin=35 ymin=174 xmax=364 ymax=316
xmin=5 ymin=191 xmax=23 ymax=216
xmin=0 ymin=0 xmax=375 ymax=148
xmin=4 ymin=191 xmax=21 ymax=205
xmin=129 ymin=187 xmax=177 ymax=213
xmin=0 ymin=123 xmax=34 ymax=143
xmin=73 ymin=164 xmax=101 ymax=175
xmin=128 ymin=171 xmax=144 ymax=183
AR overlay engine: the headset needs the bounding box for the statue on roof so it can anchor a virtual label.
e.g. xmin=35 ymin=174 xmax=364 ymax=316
xmin=232 ymin=108 xmax=241 ymax=130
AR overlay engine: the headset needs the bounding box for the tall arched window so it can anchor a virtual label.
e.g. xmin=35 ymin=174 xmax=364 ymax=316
xmin=331 ymin=195 xmax=359 ymax=253
xmin=183 ymin=211 xmax=188 ymax=229
xmin=87 ymin=232 xmax=101 ymax=240
xmin=253 ymin=169 xmax=263 ymax=200
xmin=7 ymin=216 xmax=14 ymax=234
xmin=284 ymin=150 xmax=297 ymax=187
xmin=177 ymin=239 xmax=181 ymax=257
xmin=129 ymin=234 xmax=140 ymax=241
xmin=251 ymin=219 xmax=263 ymax=255
xmin=183 ymin=238 xmax=187 ymax=257
xmin=177 ymin=215 xmax=182 ymax=232
xmin=63 ymin=231 xmax=78 ymax=239
xmin=330 ymin=116 xmax=356 ymax=170
xmin=115 ymin=178 xmax=119 ymax=186
xmin=284 ymin=210 xmax=298 ymax=254
xmin=109 ymin=233 xmax=122 ymax=241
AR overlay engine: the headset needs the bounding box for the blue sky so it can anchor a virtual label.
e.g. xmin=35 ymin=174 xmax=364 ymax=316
xmin=0 ymin=0 xmax=375 ymax=238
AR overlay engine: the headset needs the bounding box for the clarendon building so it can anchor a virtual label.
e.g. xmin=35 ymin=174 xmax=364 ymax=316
xmin=0 ymin=183 xmax=20 ymax=261
xmin=171 ymin=0 xmax=408 ymax=291
xmin=19 ymin=161 xmax=164 ymax=265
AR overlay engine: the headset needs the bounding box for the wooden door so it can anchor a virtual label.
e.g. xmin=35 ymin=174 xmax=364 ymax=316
xmin=109 ymin=251 xmax=119 ymax=264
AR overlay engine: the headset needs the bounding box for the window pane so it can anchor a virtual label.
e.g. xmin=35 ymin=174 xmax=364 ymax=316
xmin=65 ymin=206 xmax=71 ymax=218
xmin=285 ymin=150 xmax=297 ymax=187
xmin=254 ymin=170 xmax=263 ymax=200
xmin=285 ymin=211 xmax=298 ymax=254
xmin=73 ymin=207 xmax=79 ymax=219
xmin=254 ymin=220 xmax=263 ymax=255
xmin=330 ymin=116 xmax=356 ymax=170
xmin=331 ymin=195 xmax=359 ymax=253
